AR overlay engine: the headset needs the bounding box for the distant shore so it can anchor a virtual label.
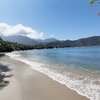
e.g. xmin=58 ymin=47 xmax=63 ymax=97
xmin=0 ymin=55 xmax=89 ymax=100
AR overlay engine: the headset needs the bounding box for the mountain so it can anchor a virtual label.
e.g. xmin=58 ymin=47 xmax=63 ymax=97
xmin=43 ymin=36 xmax=100 ymax=48
xmin=0 ymin=37 xmax=36 ymax=52
xmin=0 ymin=35 xmax=59 ymax=45
xmin=70 ymin=36 xmax=100 ymax=47
xmin=0 ymin=36 xmax=59 ymax=52
xmin=0 ymin=36 xmax=100 ymax=52
xmin=0 ymin=35 xmax=38 ymax=45
xmin=0 ymin=35 xmax=100 ymax=47
xmin=43 ymin=38 xmax=59 ymax=43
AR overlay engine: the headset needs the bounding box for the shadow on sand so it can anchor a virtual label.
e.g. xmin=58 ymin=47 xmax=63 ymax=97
xmin=0 ymin=63 xmax=13 ymax=90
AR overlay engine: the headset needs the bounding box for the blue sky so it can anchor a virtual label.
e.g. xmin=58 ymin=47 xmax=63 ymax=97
xmin=0 ymin=0 xmax=100 ymax=40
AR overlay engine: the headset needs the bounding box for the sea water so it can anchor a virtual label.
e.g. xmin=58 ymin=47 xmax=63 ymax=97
xmin=7 ymin=46 xmax=100 ymax=100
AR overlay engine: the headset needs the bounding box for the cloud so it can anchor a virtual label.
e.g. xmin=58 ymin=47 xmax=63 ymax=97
xmin=0 ymin=23 xmax=43 ymax=39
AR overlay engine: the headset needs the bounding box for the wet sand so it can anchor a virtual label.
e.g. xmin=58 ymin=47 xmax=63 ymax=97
xmin=0 ymin=55 xmax=89 ymax=100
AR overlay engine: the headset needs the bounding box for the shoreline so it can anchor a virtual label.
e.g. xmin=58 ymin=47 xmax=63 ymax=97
xmin=14 ymin=58 xmax=91 ymax=100
xmin=0 ymin=55 xmax=89 ymax=100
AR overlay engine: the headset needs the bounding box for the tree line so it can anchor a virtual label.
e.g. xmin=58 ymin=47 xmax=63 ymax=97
xmin=0 ymin=37 xmax=55 ymax=52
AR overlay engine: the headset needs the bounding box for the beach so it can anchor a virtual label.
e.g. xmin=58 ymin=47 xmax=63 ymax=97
xmin=0 ymin=55 xmax=89 ymax=100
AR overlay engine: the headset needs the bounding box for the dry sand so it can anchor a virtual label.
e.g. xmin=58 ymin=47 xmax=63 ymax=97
xmin=0 ymin=55 xmax=89 ymax=100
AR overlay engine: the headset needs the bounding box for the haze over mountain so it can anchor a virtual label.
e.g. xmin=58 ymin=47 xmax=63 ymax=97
xmin=0 ymin=35 xmax=37 ymax=45
xmin=0 ymin=35 xmax=59 ymax=45
xmin=0 ymin=35 xmax=100 ymax=47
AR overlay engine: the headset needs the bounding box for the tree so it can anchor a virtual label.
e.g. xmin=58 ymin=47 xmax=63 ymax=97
xmin=90 ymin=0 xmax=100 ymax=15
xmin=90 ymin=0 xmax=100 ymax=5
xmin=90 ymin=0 xmax=97 ymax=5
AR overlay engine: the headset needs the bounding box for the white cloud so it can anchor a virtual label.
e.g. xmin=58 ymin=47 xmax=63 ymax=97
xmin=0 ymin=23 xmax=43 ymax=39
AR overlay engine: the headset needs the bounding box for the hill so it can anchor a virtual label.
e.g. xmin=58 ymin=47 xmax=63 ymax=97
xmin=0 ymin=37 xmax=35 ymax=52
xmin=0 ymin=35 xmax=59 ymax=45
xmin=0 ymin=36 xmax=100 ymax=52
xmin=43 ymin=36 xmax=100 ymax=48
xmin=0 ymin=35 xmax=38 ymax=45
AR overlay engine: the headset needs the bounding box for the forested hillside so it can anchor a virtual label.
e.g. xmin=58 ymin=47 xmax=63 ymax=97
xmin=0 ymin=36 xmax=100 ymax=52
xmin=0 ymin=37 xmax=34 ymax=52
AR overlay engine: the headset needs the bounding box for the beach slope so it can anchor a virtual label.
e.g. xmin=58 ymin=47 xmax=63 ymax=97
xmin=0 ymin=55 xmax=89 ymax=100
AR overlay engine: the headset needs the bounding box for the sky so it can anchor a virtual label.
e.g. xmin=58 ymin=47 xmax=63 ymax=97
xmin=0 ymin=0 xmax=100 ymax=40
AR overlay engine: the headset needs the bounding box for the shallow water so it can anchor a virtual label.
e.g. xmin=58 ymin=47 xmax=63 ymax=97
xmin=7 ymin=46 xmax=100 ymax=100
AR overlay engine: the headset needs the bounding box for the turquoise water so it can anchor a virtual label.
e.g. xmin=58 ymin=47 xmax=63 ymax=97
xmin=7 ymin=46 xmax=100 ymax=100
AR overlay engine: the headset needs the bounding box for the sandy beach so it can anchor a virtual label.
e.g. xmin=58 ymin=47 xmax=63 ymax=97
xmin=0 ymin=55 xmax=89 ymax=100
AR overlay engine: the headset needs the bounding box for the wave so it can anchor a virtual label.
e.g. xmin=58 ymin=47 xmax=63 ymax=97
xmin=6 ymin=53 xmax=100 ymax=100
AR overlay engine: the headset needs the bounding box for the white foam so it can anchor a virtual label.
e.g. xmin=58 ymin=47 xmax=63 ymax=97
xmin=6 ymin=53 xmax=100 ymax=100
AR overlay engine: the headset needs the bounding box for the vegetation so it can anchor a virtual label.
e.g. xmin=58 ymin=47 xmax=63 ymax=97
xmin=0 ymin=37 xmax=34 ymax=52
xmin=90 ymin=0 xmax=100 ymax=15
xmin=0 ymin=36 xmax=100 ymax=52
xmin=90 ymin=0 xmax=98 ymax=5
xmin=0 ymin=37 xmax=56 ymax=52
xmin=0 ymin=38 xmax=13 ymax=52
